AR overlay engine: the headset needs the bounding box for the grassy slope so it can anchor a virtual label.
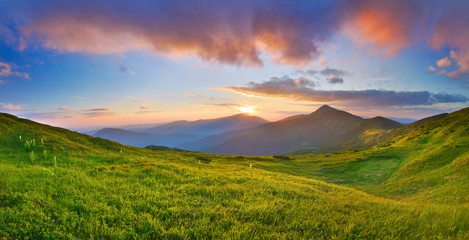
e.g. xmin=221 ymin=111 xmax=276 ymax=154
xmin=252 ymin=107 xmax=469 ymax=204
xmin=0 ymin=112 xmax=468 ymax=239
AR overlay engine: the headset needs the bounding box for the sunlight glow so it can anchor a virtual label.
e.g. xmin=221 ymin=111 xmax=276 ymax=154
xmin=237 ymin=106 xmax=255 ymax=114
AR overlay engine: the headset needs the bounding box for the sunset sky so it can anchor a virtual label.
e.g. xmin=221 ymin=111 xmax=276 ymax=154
xmin=0 ymin=0 xmax=468 ymax=129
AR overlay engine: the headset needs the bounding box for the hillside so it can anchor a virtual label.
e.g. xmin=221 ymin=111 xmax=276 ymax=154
xmin=0 ymin=111 xmax=468 ymax=239
xmin=93 ymin=113 xmax=268 ymax=148
xmin=249 ymin=107 xmax=469 ymax=204
xmin=201 ymin=105 xmax=402 ymax=155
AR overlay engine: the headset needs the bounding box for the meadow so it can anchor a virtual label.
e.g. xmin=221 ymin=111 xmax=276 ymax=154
xmin=0 ymin=110 xmax=468 ymax=239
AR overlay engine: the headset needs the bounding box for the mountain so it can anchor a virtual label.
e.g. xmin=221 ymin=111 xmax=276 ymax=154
xmin=199 ymin=105 xmax=402 ymax=155
xmin=137 ymin=113 xmax=268 ymax=135
xmin=93 ymin=113 xmax=268 ymax=148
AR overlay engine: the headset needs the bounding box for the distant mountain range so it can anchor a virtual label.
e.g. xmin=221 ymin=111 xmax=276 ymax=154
xmin=93 ymin=113 xmax=268 ymax=148
xmin=93 ymin=105 xmax=405 ymax=155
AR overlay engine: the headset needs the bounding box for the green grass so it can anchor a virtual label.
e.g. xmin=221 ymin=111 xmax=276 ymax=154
xmin=0 ymin=110 xmax=468 ymax=239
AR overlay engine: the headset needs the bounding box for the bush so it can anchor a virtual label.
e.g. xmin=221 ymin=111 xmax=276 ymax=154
xmin=195 ymin=155 xmax=212 ymax=164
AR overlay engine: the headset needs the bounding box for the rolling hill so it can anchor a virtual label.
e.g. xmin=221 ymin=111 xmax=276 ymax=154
xmin=0 ymin=108 xmax=468 ymax=239
xmin=199 ymin=105 xmax=402 ymax=155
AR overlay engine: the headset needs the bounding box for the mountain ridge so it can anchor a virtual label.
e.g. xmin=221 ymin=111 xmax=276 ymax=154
xmin=197 ymin=105 xmax=402 ymax=155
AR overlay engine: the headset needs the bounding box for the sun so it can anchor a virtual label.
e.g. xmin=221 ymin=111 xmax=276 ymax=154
xmin=237 ymin=106 xmax=255 ymax=114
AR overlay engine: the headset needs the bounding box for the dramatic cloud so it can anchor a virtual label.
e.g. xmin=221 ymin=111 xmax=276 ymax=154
xmin=436 ymin=57 xmax=452 ymax=68
xmin=5 ymin=0 xmax=427 ymax=67
xmin=0 ymin=61 xmax=30 ymax=79
xmin=2 ymin=0 xmax=346 ymax=67
xmin=216 ymin=77 xmax=468 ymax=107
xmin=0 ymin=0 xmax=464 ymax=71
xmin=118 ymin=64 xmax=136 ymax=75
xmin=0 ymin=102 xmax=24 ymax=111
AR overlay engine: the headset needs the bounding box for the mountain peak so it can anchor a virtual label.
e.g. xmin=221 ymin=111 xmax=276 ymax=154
xmin=314 ymin=105 xmax=337 ymax=114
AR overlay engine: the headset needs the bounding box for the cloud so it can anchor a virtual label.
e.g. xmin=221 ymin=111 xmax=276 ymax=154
xmin=327 ymin=75 xmax=344 ymax=84
xmin=0 ymin=102 xmax=24 ymax=111
xmin=3 ymin=0 xmax=371 ymax=67
xmin=201 ymin=102 xmax=242 ymax=108
xmin=184 ymin=93 xmax=205 ymax=99
xmin=0 ymin=80 xmax=6 ymax=85
xmin=343 ymin=0 xmax=423 ymax=56
xmin=184 ymin=93 xmax=228 ymax=102
xmin=0 ymin=61 xmax=30 ymax=79
xmin=81 ymin=108 xmax=113 ymax=117
xmin=319 ymin=68 xmax=349 ymax=77
xmin=242 ymin=76 xmax=318 ymax=91
xmin=118 ymin=64 xmax=136 ymax=75
xmin=428 ymin=66 xmax=436 ymax=72
xmin=447 ymin=50 xmax=469 ymax=79
xmin=132 ymin=100 xmax=154 ymax=111
xmin=431 ymin=2 xmax=469 ymax=80
xmin=436 ymin=69 xmax=447 ymax=76
xmin=58 ymin=107 xmax=70 ymax=110
xmin=294 ymin=69 xmax=315 ymax=76
xmin=436 ymin=57 xmax=452 ymax=68
xmin=135 ymin=110 xmax=160 ymax=114
xmin=215 ymin=77 xmax=468 ymax=107
xmin=2 ymin=0 xmax=468 ymax=83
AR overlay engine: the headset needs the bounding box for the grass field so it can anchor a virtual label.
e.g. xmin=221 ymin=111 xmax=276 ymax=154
xmin=0 ymin=110 xmax=468 ymax=239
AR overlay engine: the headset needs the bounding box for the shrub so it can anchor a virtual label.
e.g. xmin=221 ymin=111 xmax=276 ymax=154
xmin=195 ymin=155 xmax=212 ymax=164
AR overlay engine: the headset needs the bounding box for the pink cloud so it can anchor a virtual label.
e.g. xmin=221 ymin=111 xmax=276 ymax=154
xmin=14 ymin=1 xmax=351 ymax=67
xmin=428 ymin=66 xmax=436 ymax=72
xmin=0 ymin=102 xmax=25 ymax=111
xmin=436 ymin=57 xmax=451 ymax=68
xmin=0 ymin=61 xmax=30 ymax=79
xmin=344 ymin=0 xmax=422 ymax=56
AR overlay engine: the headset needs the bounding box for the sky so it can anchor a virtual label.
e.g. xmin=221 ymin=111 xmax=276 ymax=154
xmin=0 ymin=0 xmax=468 ymax=130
